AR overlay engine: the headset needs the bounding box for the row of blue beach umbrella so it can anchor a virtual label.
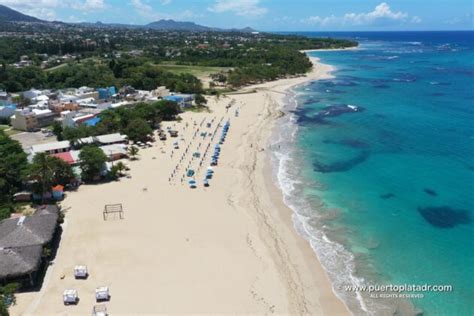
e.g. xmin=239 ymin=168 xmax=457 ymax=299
xmin=211 ymin=121 xmax=230 ymax=166
xmin=189 ymin=121 xmax=230 ymax=189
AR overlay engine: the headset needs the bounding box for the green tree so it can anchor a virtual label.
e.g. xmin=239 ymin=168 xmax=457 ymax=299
xmin=123 ymin=118 xmax=152 ymax=143
xmin=96 ymin=109 xmax=121 ymax=134
xmin=28 ymin=153 xmax=54 ymax=198
xmin=194 ymin=94 xmax=207 ymax=107
xmin=115 ymin=161 xmax=126 ymax=176
xmin=49 ymin=157 xmax=75 ymax=186
xmin=0 ymin=282 xmax=19 ymax=315
xmin=28 ymin=154 xmax=74 ymax=198
xmin=62 ymin=125 xmax=93 ymax=146
xmin=0 ymin=130 xmax=28 ymax=205
xmin=156 ymin=100 xmax=181 ymax=121
xmin=51 ymin=121 xmax=64 ymax=141
xmin=79 ymin=145 xmax=107 ymax=182
xmin=128 ymin=146 xmax=139 ymax=160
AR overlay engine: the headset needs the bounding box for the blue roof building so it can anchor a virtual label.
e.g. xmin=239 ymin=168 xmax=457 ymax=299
xmin=163 ymin=94 xmax=194 ymax=108
xmin=97 ymin=86 xmax=117 ymax=100
xmin=0 ymin=103 xmax=17 ymax=118
xmin=83 ymin=116 xmax=101 ymax=127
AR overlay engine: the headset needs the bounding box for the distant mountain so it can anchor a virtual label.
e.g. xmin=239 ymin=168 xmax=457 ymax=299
xmin=0 ymin=4 xmax=43 ymax=22
xmin=79 ymin=19 xmax=256 ymax=32
xmin=146 ymin=19 xmax=212 ymax=31
xmin=0 ymin=4 xmax=257 ymax=33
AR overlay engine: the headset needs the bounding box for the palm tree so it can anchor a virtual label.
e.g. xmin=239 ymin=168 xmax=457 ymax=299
xmin=115 ymin=161 xmax=126 ymax=176
xmin=128 ymin=146 xmax=139 ymax=160
xmin=28 ymin=153 xmax=53 ymax=203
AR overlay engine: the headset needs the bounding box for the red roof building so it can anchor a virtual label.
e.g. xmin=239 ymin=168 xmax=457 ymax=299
xmin=51 ymin=151 xmax=75 ymax=165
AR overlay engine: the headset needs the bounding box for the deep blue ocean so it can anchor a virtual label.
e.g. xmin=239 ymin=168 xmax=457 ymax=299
xmin=272 ymin=31 xmax=474 ymax=315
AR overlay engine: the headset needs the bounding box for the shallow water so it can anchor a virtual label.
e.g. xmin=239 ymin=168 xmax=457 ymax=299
xmin=272 ymin=31 xmax=474 ymax=315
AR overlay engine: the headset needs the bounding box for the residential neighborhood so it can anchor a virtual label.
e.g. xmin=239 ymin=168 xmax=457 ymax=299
xmin=1 ymin=85 xmax=194 ymax=132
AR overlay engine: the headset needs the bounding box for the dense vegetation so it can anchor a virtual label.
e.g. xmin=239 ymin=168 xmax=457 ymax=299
xmin=0 ymin=59 xmax=203 ymax=93
xmin=55 ymin=99 xmax=181 ymax=145
xmin=0 ymin=129 xmax=28 ymax=219
xmin=79 ymin=145 xmax=107 ymax=182
xmin=28 ymin=153 xmax=75 ymax=196
xmin=0 ymin=24 xmax=357 ymax=91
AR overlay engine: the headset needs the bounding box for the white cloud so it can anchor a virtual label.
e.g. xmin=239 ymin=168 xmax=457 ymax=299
xmin=208 ymin=0 xmax=267 ymax=17
xmin=0 ymin=0 xmax=107 ymax=20
xmin=160 ymin=0 xmax=172 ymax=5
xmin=24 ymin=8 xmax=58 ymax=21
xmin=343 ymin=2 xmax=407 ymax=25
xmin=0 ymin=0 xmax=61 ymax=20
xmin=82 ymin=0 xmax=106 ymax=10
xmin=303 ymin=2 xmax=418 ymax=27
xmin=71 ymin=0 xmax=106 ymax=11
xmin=411 ymin=16 xmax=421 ymax=24
xmin=304 ymin=15 xmax=339 ymax=27
xmin=130 ymin=0 xmax=153 ymax=14
xmin=130 ymin=0 xmax=200 ymax=21
xmin=444 ymin=13 xmax=472 ymax=26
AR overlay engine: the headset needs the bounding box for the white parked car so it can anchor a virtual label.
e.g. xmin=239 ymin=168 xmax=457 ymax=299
xmin=63 ymin=289 xmax=79 ymax=305
xmin=95 ymin=286 xmax=110 ymax=302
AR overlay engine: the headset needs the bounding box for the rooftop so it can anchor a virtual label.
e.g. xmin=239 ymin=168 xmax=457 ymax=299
xmin=96 ymin=133 xmax=126 ymax=144
xmin=31 ymin=140 xmax=71 ymax=153
xmin=51 ymin=151 xmax=75 ymax=165
xmin=0 ymin=205 xmax=59 ymax=280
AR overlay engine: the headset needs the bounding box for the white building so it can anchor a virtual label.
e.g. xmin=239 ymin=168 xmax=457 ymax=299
xmin=30 ymin=140 xmax=71 ymax=156
xmin=22 ymin=89 xmax=43 ymax=101
xmin=11 ymin=108 xmax=56 ymax=131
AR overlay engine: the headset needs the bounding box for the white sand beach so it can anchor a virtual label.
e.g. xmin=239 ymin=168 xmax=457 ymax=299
xmin=10 ymin=58 xmax=349 ymax=315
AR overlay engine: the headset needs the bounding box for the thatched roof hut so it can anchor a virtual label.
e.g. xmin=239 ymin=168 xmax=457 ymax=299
xmin=0 ymin=205 xmax=59 ymax=284
xmin=0 ymin=245 xmax=43 ymax=280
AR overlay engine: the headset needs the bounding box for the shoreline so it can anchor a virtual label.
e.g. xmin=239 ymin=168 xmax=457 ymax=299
xmin=301 ymin=46 xmax=359 ymax=53
xmin=10 ymin=55 xmax=348 ymax=316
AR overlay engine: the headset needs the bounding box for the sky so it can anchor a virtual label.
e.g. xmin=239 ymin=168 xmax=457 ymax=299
xmin=1 ymin=0 xmax=473 ymax=31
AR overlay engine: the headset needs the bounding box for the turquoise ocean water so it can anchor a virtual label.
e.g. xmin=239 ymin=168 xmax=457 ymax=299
xmin=272 ymin=31 xmax=473 ymax=315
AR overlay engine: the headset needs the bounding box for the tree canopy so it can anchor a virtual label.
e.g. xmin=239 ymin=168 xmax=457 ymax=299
xmin=124 ymin=118 xmax=152 ymax=143
xmin=28 ymin=153 xmax=74 ymax=196
xmin=79 ymin=145 xmax=107 ymax=182
xmin=0 ymin=130 xmax=28 ymax=205
xmin=59 ymin=100 xmax=181 ymax=143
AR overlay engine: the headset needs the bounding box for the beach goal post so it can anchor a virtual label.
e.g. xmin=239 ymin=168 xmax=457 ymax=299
xmin=103 ymin=203 xmax=124 ymax=220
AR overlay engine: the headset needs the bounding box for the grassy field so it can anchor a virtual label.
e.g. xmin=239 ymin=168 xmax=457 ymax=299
xmin=44 ymin=63 xmax=68 ymax=72
xmin=155 ymin=62 xmax=231 ymax=78
xmin=0 ymin=125 xmax=22 ymax=136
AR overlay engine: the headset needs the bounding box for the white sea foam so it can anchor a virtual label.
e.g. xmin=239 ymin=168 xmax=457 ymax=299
xmin=269 ymin=89 xmax=392 ymax=316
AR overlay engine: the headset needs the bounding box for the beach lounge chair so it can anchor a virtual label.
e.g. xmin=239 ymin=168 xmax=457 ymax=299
xmin=92 ymin=304 xmax=108 ymax=316
xmin=188 ymin=179 xmax=197 ymax=189
xmin=95 ymin=286 xmax=110 ymax=302
xmin=63 ymin=289 xmax=79 ymax=305
xmin=203 ymin=179 xmax=210 ymax=187
xmin=74 ymin=265 xmax=88 ymax=279
xmin=187 ymin=169 xmax=195 ymax=177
